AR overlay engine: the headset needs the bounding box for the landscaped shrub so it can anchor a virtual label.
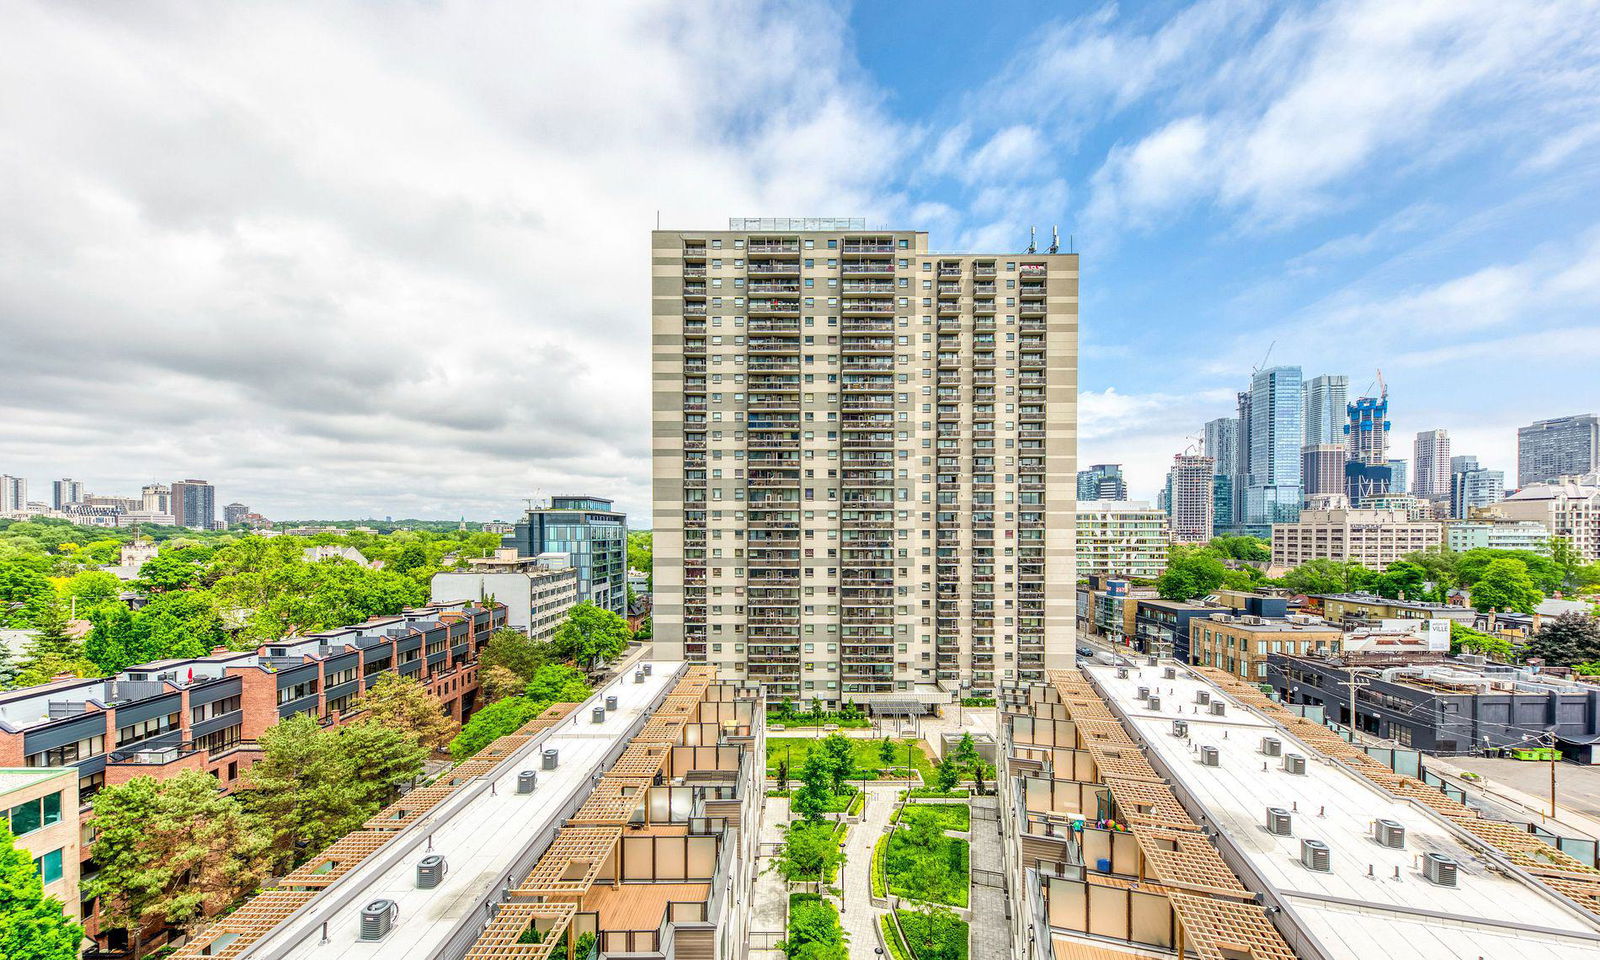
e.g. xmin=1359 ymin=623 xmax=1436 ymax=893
xmin=883 ymin=816 xmax=970 ymax=907
xmin=772 ymin=820 xmax=844 ymax=883
xmin=896 ymin=905 xmax=969 ymax=960
xmin=781 ymin=893 xmax=848 ymax=960
xmin=892 ymin=802 xmax=970 ymax=832
xmin=879 ymin=914 xmax=913 ymax=960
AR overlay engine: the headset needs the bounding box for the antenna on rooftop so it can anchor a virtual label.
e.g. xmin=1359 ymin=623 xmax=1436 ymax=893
xmin=1049 ymin=226 xmax=1060 ymax=254
xmin=1027 ymin=226 xmax=1037 ymax=254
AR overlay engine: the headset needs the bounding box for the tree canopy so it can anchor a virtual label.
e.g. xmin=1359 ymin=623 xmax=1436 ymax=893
xmin=1525 ymin=613 xmax=1600 ymax=666
xmin=551 ymin=602 xmax=631 ymax=670
xmin=0 ymin=823 xmax=82 ymax=960
xmin=1468 ymin=558 xmax=1542 ymax=614
xmin=1156 ymin=546 xmax=1228 ymax=601
xmin=350 ymin=673 xmax=460 ymax=752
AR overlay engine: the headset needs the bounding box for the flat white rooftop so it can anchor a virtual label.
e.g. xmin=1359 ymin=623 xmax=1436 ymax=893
xmin=1084 ymin=661 xmax=1600 ymax=960
xmin=241 ymin=661 xmax=687 ymax=960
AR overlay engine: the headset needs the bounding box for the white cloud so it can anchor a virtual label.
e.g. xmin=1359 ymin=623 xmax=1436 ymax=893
xmin=0 ymin=0 xmax=909 ymax=523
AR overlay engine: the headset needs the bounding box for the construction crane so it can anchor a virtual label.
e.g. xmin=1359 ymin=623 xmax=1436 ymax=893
xmin=1251 ymin=339 xmax=1277 ymax=376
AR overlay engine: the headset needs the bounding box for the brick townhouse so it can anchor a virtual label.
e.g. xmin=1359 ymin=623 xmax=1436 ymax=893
xmin=0 ymin=599 xmax=505 ymax=955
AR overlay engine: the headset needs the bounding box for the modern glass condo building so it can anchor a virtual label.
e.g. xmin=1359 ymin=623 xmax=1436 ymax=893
xmin=502 ymin=496 xmax=628 ymax=615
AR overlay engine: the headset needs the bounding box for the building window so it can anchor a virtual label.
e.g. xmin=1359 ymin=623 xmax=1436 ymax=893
xmin=6 ymin=791 xmax=62 ymax=836
xmin=35 ymin=848 xmax=63 ymax=884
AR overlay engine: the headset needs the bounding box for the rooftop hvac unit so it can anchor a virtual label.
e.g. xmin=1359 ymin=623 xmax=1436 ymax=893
xmin=1373 ymin=819 xmax=1405 ymax=849
xmin=517 ymin=770 xmax=538 ymax=794
xmin=642 ymin=663 xmax=653 ymax=675
xmin=1137 ymin=686 xmax=1150 ymax=700
xmin=1261 ymin=737 xmax=1282 ymax=757
xmin=1301 ymin=839 xmax=1331 ymax=872
xmin=1164 ymin=666 xmax=1177 ymax=679
xmin=1423 ymin=852 xmax=1459 ymax=887
xmin=1194 ymin=690 xmax=1211 ymax=705
xmin=1147 ymin=695 xmax=1162 ymax=711
xmin=1200 ymin=745 xmax=1219 ymax=767
xmin=605 ymin=695 xmax=619 ymax=711
xmin=360 ymin=900 xmax=398 ymax=940
xmin=1172 ymin=719 xmax=1188 ymax=738
xmin=1147 ymin=657 xmax=1159 ymax=667
xmin=1284 ymin=753 xmax=1307 ymax=775
xmin=1266 ymin=807 xmax=1293 ymax=836
xmin=592 ymin=706 xmax=607 ymax=724
xmin=634 ymin=669 xmax=645 ymax=684
xmin=1209 ymin=701 xmax=1227 ymax=717
xmin=542 ymin=748 xmax=559 ymax=770
xmin=416 ymin=855 xmax=447 ymax=889
xmin=1116 ymin=667 xmax=1130 ymax=679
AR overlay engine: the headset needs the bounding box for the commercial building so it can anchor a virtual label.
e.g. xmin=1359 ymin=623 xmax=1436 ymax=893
xmin=431 ymin=552 xmax=579 ymax=642
xmin=222 ymin=502 xmax=249 ymax=527
xmin=651 ymin=221 xmax=1077 ymax=705
xmin=1245 ymin=365 xmax=1303 ymax=526
xmin=1496 ymin=475 xmax=1600 ymax=561
xmin=1074 ymin=500 xmax=1166 ymax=580
xmin=1314 ymin=593 xmax=1476 ymax=625
xmin=1211 ymin=472 xmax=1234 ymax=530
xmin=1357 ymin=493 xmax=1435 ymax=520
xmin=1300 ymin=442 xmax=1345 ymax=499
xmin=174 ymin=664 xmax=764 ymax=960
xmin=170 ymin=478 xmax=216 ymax=529
xmin=1302 ymin=373 xmax=1349 ymax=446
xmin=1518 ymin=413 xmax=1599 ymax=486
xmin=1133 ymin=598 xmax=1215 ymax=661
xmin=1189 ymin=611 xmax=1342 ymax=680
xmin=1447 ymin=519 xmax=1551 ymax=553
xmin=1449 ymin=454 xmax=1505 ymax=518
xmin=1168 ymin=454 xmax=1214 ymax=543
xmin=502 ymin=496 xmax=627 ymax=615
xmin=0 ymin=767 xmax=79 ymax=920
xmin=1413 ymin=428 xmax=1451 ymax=498
xmin=1075 ymin=463 xmax=1127 ymax=501
xmin=1270 ymin=507 xmax=1442 ymax=569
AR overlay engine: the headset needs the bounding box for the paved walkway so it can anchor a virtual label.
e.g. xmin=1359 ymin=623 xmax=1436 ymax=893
xmin=838 ymin=783 xmax=899 ymax=956
xmin=967 ymin=793 xmax=1008 ymax=960
xmin=749 ymin=794 xmax=791 ymax=959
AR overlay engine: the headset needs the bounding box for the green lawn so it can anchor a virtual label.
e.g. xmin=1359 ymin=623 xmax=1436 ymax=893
xmin=884 ymin=830 xmax=970 ymax=907
xmin=766 ymin=785 xmax=858 ymax=813
xmin=766 ymin=737 xmax=936 ymax=782
xmin=892 ymin=802 xmax=971 ymax=832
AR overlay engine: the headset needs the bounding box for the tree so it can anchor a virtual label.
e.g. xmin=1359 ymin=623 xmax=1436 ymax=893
xmin=243 ymin=715 xmax=415 ymax=869
xmin=1448 ymin=621 xmax=1516 ymax=661
xmin=524 ymin=663 xmax=593 ymax=703
xmin=1376 ymin=560 xmax=1427 ymax=600
xmin=1208 ymin=535 xmax=1270 ymax=562
xmin=450 ymin=697 xmax=542 ymax=761
xmin=0 ymin=561 xmax=56 ymax=627
xmin=771 ymin=821 xmax=843 ymax=882
xmin=935 ymin=755 xmax=959 ymax=792
xmin=775 ymin=758 xmax=790 ymax=793
xmin=627 ymin=531 xmax=653 ymax=582
xmin=1457 ymin=548 xmax=1562 ymax=594
xmin=62 ymin=570 xmax=122 ymax=607
xmin=1278 ymin=558 xmax=1361 ymax=596
xmin=1469 ymin=558 xmax=1542 ymax=614
xmin=1156 ymin=546 xmax=1227 ymax=601
xmin=900 ymin=905 xmax=966 ymax=960
xmin=479 ymin=664 xmax=527 ymax=703
xmin=792 ymin=749 xmax=834 ymax=822
xmin=0 ymin=643 xmax=17 ymax=690
xmin=390 ymin=543 xmax=428 ymax=574
xmin=350 ymin=673 xmax=460 ymax=752
xmin=1525 ymin=613 xmax=1600 ymax=666
xmin=87 ymin=771 xmax=269 ymax=954
xmin=0 ymin=822 xmax=82 ymax=960
xmin=950 ymin=733 xmax=979 ymax=775
xmin=550 ymin=602 xmax=631 ymax=671
xmin=878 ymin=737 xmax=896 ymax=765
xmin=818 ymin=734 xmax=856 ymax=795
xmin=135 ymin=552 xmax=201 ymax=593
xmin=1551 ymin=537 xmax=1584 ymax=590
xmin=478 ymin=628 xmax=555 ymax=683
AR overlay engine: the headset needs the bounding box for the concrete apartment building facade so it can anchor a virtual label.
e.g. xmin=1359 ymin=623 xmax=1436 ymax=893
xmin=1518 ymin=414 xmax=1599 ymax=486
xmin=430 ymin=552 xmax=579 ymax=641
xmin=1168 ymin=453 xmax=1214 ymax=543
xmin=1270 ymin=506 xmax=1442 ymax=568
xmin=1075 ymin=500 xmax=1167 ymax=580
xmin=1497 ymin=475 xmax=1600 ymax=561
xmin=651 ymin=219 xmax=1077 ymax=705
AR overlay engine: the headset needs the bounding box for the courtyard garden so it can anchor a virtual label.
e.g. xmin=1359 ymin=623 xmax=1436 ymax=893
xmin=767 ymin=735 xmax=937 ymax=783
xmin=872 ymin=801 xmax=971 ymax=908
xmin=780 ymin=893 xmax=848 ymax=960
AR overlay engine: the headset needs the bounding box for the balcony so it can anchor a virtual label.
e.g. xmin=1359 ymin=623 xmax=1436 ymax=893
xmin=842 ymin=300 xmax=894 ymax=315
xmin=1020 ymin=300 xmax=1047 ymax=317
xmin=682 ymin=265 xmax=706 ymax=278
xmin=748 ymin=261 xmax=800 ymax=277
xmin=1019 ymin=355 xmax=1046 ymax=370
xmin=748 ymin=299 xmax=801 ymax=316
xmin=684 ymin=303 xmax=707 ymax=316
xmin=748 ymin=358 xmax=800 ymax=372
xmin=748 ymin=279 xmax=799 ymax=294
xmin=973 ymin=300 xmax=996 ymax=315
xmin=937 ymin=299 xmax=960 ymax=315
xmin=842 ymin=279 xmax=895 ymax=294
xmin=1020 ymin=264 xmax=1047 ymax=277
xmin=842 ymin=240 xmax=895 ymax=254
xmin=748 ymin=319 xmax=800 ymax=334
xmin=842 ymin=261 xmax=895 ymax=276
xmin=842 ymin=317 xmax=894 ymax=332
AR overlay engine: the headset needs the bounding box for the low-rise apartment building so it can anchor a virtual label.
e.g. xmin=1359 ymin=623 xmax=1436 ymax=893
xmin=0 ymin=599 xmax=504 ymax=951
xmin=1446 ymin=518 xmax=1551 ymax=553
xmin=1271 ymin=507 xmax=1443 ymax=568
xmin=1074 ymin=500 xmax=1167 ymax=580
xmin=430 ymin=551 xmax=578 ymax=642
xmin=1 ymin=767 xmax=79 ymax=921
xmin=1496 ymin=475 xmax=1600 ymax=561
xmin=1315 ymin=593 xmax=1476 ymax=626
xmin=1188 ymin=612 xmax=1343 ymax=682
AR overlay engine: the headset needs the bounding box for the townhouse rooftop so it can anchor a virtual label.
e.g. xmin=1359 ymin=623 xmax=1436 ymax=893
xmin=1083 ymin=660 xmax=1600 ymax=959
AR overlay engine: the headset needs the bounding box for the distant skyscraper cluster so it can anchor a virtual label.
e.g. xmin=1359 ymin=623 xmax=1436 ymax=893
xmin=1177 ymin=359 xmax=1599 ymax=535
xmin=1075 ymin=463 xmax=1128 ymax=501
xmin=0 ymin=472 xmax=261 ymax=529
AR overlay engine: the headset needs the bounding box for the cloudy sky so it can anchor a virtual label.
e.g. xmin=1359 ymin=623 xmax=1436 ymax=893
xmin=3 ymin=0 xmax=1598 ymax=523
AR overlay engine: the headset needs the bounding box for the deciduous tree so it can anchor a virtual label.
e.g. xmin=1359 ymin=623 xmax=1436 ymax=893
xmin=350 ymin=673 xmax=460 ymax=752
xmin=86 ymin=772 xmax=269 ymax=954
xmin=551 ymin=602 xmax=631 ymax=671
xmin=450 ymin=697 xmax=542 ymax=761
xmin=1469 ymin=558 xmax=1542 ymax=614
xmin=0 ymin=823 xmax=82 ymax=960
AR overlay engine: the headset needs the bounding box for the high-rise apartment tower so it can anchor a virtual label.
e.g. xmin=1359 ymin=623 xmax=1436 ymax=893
xmin=170 ymin=479 xmax=216 ymax=530
xmin=1245 ymin=366 xmax=1303 ymax=526
xmin=652 ymin=220 xmax=1077 ymax=705
xmin=1302 ymin=374 xmax=1349 ymax=447
xmin=1169 ymin=455 xmax=1216 ymax=543
xmin=1075 ymin=464 xmax=1127 ymax=501
xmin=1413 ymin=429 xmax=1451 ymax=499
